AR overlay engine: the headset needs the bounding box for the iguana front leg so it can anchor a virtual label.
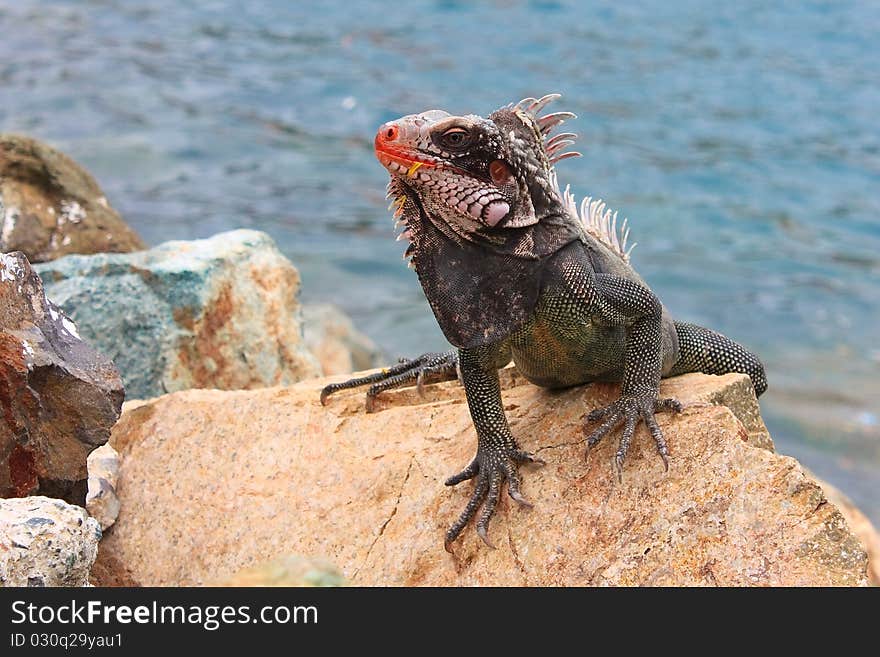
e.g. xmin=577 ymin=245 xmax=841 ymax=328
xmin=320 ymin=344 xmax=538 ymax=548
xmin=561 ymin=262 xmax=682 ymax=477
xmin=320 ymin=350 xmax=458 ymax=411
xmin=444 ymin=344 xmax=543 ymax=551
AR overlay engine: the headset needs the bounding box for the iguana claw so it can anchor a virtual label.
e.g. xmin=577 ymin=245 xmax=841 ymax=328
xmin=319 ymin=350 xmax=458 ymax=412
xmin=476 ymin=525 xmax=496 ymax=549
xmin=443 ymin=447 xmax=541 ymax=551
xmin=508 ymin=488 xmax=533 ymax=509
xmin=584 ymin=393 xmax=682 ymax=477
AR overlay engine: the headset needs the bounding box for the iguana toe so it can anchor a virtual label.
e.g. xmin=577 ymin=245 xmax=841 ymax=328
xmin=443 ymin=445 xmax=538 ymax=552
xmin=584 ymin=392 xmax=682 ymax=477
xmin=319 ymin=350 xmax=458 ymax=412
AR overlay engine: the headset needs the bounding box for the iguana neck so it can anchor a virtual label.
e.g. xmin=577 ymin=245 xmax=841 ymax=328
xmin=393 ymin=178 xmax=580 ymax=265
xmin=393 ymin=182 xmax=582 ymax=349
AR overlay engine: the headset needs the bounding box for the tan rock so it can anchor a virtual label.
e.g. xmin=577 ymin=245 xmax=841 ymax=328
xmin=89 ymin=550 xmax=139 ymax=587
xmin=813 ymin=476 xmax=880 ymax=586
xmin=100 ymin=371 xmax=868 ymax=586
xmin=213 ymin=555 xmax=346 ymax=587
xmin=87 ymin=445 xmax=121 ymax=530
xmin=86 ymin=477 xmax=120 ymax=531
xmin=669 ymin=372 xmax=773 ymax=450
xmin=302 ymin=303 xmax=384 ymax=376
xmin=0 ymin=134 xmax=145 ymax=262
xmin=88 ymin=443 xmax=121 ymax=489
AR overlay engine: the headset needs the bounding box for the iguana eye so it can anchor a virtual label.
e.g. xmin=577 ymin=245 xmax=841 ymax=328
xmin=439 ymin=127 xmax=471 ymax=149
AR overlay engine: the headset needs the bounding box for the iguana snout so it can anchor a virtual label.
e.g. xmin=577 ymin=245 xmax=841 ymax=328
xmin=374 ymin=111 xmax=449 ymax=177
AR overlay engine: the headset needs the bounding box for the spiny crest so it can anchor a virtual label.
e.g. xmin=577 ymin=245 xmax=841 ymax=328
xmin=515 ymin=94 xmax=636 ymax=263
xmin=386 ymin=179 xmax=417 ymax=269
xmin=382 ymin=96 xmax=636 ymax=266
xmin=549 ymin=171 xmax=637 ymax=263
xmin=511 ymin=94 xmax=582 ymax=165
xmin=578 ymin=196 xmax=636 ymax=263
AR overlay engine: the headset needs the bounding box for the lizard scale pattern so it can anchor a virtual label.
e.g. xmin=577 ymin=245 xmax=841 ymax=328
xmin=321 ymin=94 xmax=767 ymax=550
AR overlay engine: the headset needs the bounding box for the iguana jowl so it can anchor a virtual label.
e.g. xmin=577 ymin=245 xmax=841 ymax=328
xmin=321 ymin=95 xmax=767 ymax=551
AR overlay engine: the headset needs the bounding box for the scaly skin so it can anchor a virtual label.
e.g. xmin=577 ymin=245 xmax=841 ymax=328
xmin=321 ymin=95 xmax=767 ymax=551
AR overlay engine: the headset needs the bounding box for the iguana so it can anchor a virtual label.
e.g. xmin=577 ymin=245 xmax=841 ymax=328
xmin=321 ymin=95 xmax=767 ymax=551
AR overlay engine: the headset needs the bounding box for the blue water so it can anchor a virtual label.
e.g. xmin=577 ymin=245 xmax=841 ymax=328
xmin=2 ymin=1 xmax=879 ymax=522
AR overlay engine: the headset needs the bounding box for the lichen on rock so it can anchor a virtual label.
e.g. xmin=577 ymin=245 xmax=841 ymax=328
xmin=35 ymin=229 xmax=320 ymax=399
xmin=0 ymin=496 xmax=102 ymax=587
xmin=214 ymin=555 xmax=346 ymax=587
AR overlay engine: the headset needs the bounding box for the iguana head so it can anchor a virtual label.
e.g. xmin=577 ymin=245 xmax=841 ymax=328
xmin=375 ymin=94 xmax=580 ymax=250
xmin=374 ymin=95 xmax=585 ymax=348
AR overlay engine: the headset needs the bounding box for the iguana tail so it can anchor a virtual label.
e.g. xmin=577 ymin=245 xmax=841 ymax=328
xmin=668 ymin=321 xmax=767 ymax=396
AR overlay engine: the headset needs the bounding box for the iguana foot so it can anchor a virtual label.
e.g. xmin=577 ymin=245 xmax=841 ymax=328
xmin=443 ymin=446 xmax=544 ymax=552
xmin=583 ymin=393 xmax=682 ymax=481
xmin=319 ymin=350 xmax=458 ymax=412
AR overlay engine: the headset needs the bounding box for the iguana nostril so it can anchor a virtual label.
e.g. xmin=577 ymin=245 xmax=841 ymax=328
xmin=382 ymin=125 xmax=399 ymax=142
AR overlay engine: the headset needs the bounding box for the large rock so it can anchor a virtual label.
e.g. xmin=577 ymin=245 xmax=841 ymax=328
xmin=0 ymin=496 xmax=102 ymax=586
xmin=35 ymin=230 xmax=320 ymax=399
xmin=302 ymin=304 xmax=384 ymax=376
xmin=0 ymin=134 xmax=145 ymax=262
xmin=100 ymin=370 xmax=867 ymax=586
xmin=214 ymin=555 xmax=346 ymax=587
xmin=815 ymin=476 xmax=880 ymax=586
xmin=1 ymin=252 xmax=123 ymax=503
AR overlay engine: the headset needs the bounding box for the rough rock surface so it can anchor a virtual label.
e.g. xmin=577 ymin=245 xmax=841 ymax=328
xmin=86 ymin=444 xmax=121 ymax=530
xmin=0 ymin=495 xmax=102 ymax=587
xmin=214 ymin=555 xmax=346 ymax=587
xmin=1 ymin=252 xmax=123 ymax=504
xmin=0 ymin=134 xmax=145 ymax=262
xmin=815 ymin=476 xmax=880 ymax=586
xmin=100 ymin=370 xmax=867 ymax=586
xmin=35 ymin=230 xmax=320 ymax=399
xmin=302 ymin=303 xmax=384 ymax=376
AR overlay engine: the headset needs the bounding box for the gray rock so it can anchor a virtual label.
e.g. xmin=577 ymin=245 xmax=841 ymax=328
xmin=0 ymin=252 xmax=124 ymax=504
xmin=0 ymin=496 xmax=101 ymax=587
xmin=302 ymin=303 xmax=384 ymax=376
xmin=0 ymin=134 xmax=145 ymax=262
xmin=35 ymin=230 xmax=320 ymax=399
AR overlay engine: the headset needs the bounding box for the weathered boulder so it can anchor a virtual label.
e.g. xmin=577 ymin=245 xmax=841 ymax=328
xmin=302 ymin=304 xmax=384 ymax=376
xmin=100 ymin=370 xmax=867 ymax=586
xmin=35 ymin=230 xmax=320 ymax=399
xmin=814 ymin=476 xmax=880 ymax=586
xmin=1 ymin=252 xmax=123 ymax=504
xmin=86 ymin=444 xmax=121 ymax=530
xmin=0 ymin=134 xmax=145 ymax=262
xmin=213 ymin=555 xmax=346 ymax=587
xmin=0 ymin=496 xmax=102 ymax=586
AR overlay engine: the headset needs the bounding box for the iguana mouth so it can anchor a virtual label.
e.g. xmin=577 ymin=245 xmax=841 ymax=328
xmin=374 ymin=143 xmax=438 ymax=176
xmin=374 ymin=123 xmax=440 ymax=176
xmin=374 ymin=126 xmax=473 ymax=179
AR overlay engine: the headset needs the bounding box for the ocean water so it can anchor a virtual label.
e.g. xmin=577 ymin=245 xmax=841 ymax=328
xmin=2 ymin=1 xmax=878 ymax=522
